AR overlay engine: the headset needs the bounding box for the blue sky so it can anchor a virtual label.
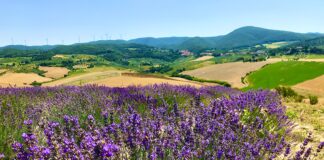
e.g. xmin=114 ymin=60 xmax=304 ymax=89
xmin=0 ymin=0 xmax=324 ymax=46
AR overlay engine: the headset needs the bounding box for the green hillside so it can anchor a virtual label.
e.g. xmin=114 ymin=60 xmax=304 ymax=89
xmin=246 ymin=61 xmax=324 ymax=89
xmin=294 ymin=37 xmax=324 ymax=47
xmin=269 ymin=37 xmax=324 ymax=55
xmin=129 ymin=37 xmax=190 ymax=49
xmin=213 ymin=26 xmax=318 ymax=48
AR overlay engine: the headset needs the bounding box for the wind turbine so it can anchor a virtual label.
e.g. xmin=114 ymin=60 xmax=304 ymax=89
xmin=105 ymin=34 xmax=108 ymax=40
xmin=24 ymin=40 xmax=27 ymax=50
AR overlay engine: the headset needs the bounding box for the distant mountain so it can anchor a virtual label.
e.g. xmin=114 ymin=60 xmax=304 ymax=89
xmin=212 ymin=26 xmax=320 ymax=48
xmin=177 ymin=37 xmax=217 ymax=51
xmin=1 ymin=26 xmax=323 ymax=52
xmin=130 ymin=26 xmax=324 ymax=50
xmin=50 ymin=43 xmax=148 ymax=55
xmin=129 ymin=37 xmax=190 ymax=49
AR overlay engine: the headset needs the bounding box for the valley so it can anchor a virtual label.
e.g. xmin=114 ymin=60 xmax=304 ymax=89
xmin=2 ymin=0 xmax=324 ymax=159
xmin=1 ymin=26 xmax=324 ymax=159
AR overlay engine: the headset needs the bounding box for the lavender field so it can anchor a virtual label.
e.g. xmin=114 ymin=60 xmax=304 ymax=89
xmin=0 ymin=85 xmax=322 ymax=159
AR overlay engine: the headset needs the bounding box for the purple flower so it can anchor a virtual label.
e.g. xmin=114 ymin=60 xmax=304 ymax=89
xmin=284 ymin=145 xmax=291 ymax=156
xmin=217 ymin=150 xmax=223 ymax=159
xmin=21 ymin=133 xmax=28 ymax=141
xmin=12 ymin=142 xmax=22 ymax=150
xmin=3 ymin=85 xmax=322 ymax=159
xmin=88 ymin=115 xmax=94 ymax=121
xmin=102 ymin=143 xmax=119 ymax=157
xmin=63 ymin=115 xmax=70 ymax=123
xmin=318 ymin=142 xmax=324 ymax=150
xmin=0 ymin=153 xmax=5 ymax=159
xmin=42 ymin=148 xmax=51 ymax=157
xmin=149 ymin=151 xmax=157 ymax=160
xmin=23 ymin=120 xmax=33 ymax=126
xmin=317 ymin=141 xmax=324 ymax=153
xmin=303 ymin=147 xmax=312 ymax=158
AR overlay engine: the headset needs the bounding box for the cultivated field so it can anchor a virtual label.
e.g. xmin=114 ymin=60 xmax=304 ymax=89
xmin=87 ymin=74 xmax=205 ymax=87
xmin=182 ymin=58 xmax=282 ymax=88
xmin=39 ymin=66 xmax=70 ymax=79
xmin=0 ymin=72 xmax=52 ymax=87
xmin=53 ymin=54 xmax=68 ymax=58
xmin=246 ymin=61 xmax=324 ymax=89
xmin=43 ymin=70 xmax=124 ymax=86
xmin=293 ymin=75 xmax=324 ymax=97
xmin=43 ymin=68 xmax=206 ymax=87
xmin=192 ymin=55 xmax=214 ymax=61
xmin=263 ymin=41 xmax=291 ymax=49
xmin=73 ymin=64 xmax=89 ymax=69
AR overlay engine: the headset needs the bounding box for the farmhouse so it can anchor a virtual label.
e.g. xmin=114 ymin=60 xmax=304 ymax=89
xmin=180 ymin=50 xmax=193 ymax=56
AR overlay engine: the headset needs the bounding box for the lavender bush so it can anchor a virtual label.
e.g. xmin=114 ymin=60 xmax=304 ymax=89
xmin=0 ymin=84 xmax=322 ymax=159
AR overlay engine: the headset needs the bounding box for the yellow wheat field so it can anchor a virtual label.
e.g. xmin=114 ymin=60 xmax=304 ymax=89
xmin=293 ymin=75 xmax=324 ymax=97
xmin=44 ymin=69 xmax=208 ymax=87
xmin=39 ymin=66 xmax=70 ymax=79
xmin=0 ymin=72 xmax=52 ymax=87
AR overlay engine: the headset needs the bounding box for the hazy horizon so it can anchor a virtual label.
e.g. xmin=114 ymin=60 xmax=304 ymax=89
xmin=1 ymin=0 xmax=324 ymax=46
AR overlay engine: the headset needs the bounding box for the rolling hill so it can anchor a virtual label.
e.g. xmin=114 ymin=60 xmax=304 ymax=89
xmin=130 ymin=26 xmax=323 ymax=50
xmin=212 ymin=26 xmax=321 ymax=48
xmin=1 ymin=26 xmax=323 ymax=53
xmin=129 ymin=37 xmax=190 ymax=49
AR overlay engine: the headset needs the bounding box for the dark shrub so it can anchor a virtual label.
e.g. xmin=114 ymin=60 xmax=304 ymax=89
xmin=275 ymin=86 xmax=304 ymax=102
xmin=309 ymin=95 xmax=318 ymax=105
xmin=275 ymin=86 xmax=297 ymax=98
xmin=294 ymin=95 xmax=304 ymax=103
xmin=30 ymin=81 xmax=42 ymax=86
